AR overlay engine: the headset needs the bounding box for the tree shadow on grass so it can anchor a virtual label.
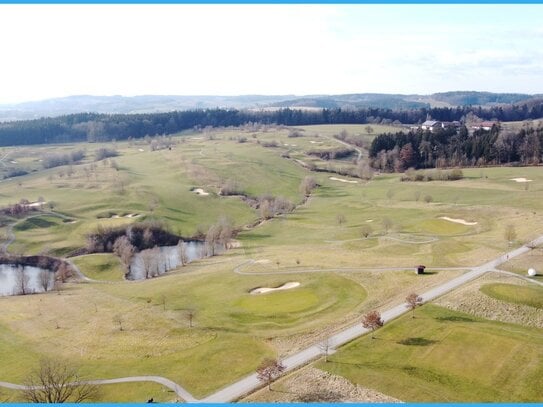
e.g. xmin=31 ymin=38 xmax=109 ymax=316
xmin=397 ymin=337 xmax=439 ymax=346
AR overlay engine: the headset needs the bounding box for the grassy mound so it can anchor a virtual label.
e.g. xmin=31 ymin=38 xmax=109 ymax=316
xmin=480 ymin=283 xmax=543 ymax=309
xmin=13 ymin=215 xmax=62 ymax=231
xmin=71 ymin=253 xmax=126 ymax=281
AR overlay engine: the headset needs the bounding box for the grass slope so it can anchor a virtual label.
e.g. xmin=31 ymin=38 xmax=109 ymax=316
xmin=480 ymin=283 xmax=543 ymax=309
xmin=320 ymin=304 xmax=543 ymax=402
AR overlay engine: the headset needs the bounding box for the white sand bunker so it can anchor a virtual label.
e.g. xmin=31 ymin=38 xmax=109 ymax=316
xmin=330 ymin=177 xmax=358 ymax=184
xmin=125 ymin=213 xmax=140 ymax=218
xmin=439 ymin=216 xmax=477 ymax=226
xmin=25 ymin=201 xmax=47 ymax=208
xmin=254 ymin=259 xmax=271 ymax=264
xmin=250 ymin=282 xmax=300 ymax=295
xmin=193 ymin=188 xmax=209 ymax=196
xmin=366 ymin=219 xmax=374 ymax=223
xmin=510 ymin=178 xmax=532 ymax=183
xmin=309 ymin=140 xmax=323 ymax=144
xmin=138 ymin=148 xmax=145 ymax=152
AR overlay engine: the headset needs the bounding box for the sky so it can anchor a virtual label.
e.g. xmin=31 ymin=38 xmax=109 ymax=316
xmin=0 ymin=4 xmax=542 ymax=104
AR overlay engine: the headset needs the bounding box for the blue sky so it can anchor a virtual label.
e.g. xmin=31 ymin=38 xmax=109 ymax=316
xmin=0 ymin=4 xmax=542 ymax=104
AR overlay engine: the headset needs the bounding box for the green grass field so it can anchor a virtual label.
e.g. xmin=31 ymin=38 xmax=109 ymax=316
xmin=71 ymin=253 xmax=126 ymax=281
xmin=480 ymin=283 xmax=543 ymax=309
xmin=1 ymin=125 xmax=543 ymax=401
xmin=320 ymin=304 xmax=543 ymax=402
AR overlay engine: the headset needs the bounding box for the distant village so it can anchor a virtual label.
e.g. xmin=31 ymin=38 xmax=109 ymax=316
xmin=414 ymin=120 xmax=497 ymax=132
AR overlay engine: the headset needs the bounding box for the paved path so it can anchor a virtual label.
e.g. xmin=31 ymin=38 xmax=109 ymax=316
xmin=325 ymin=135 xmax=363 ymax=161
xmin=0 ymin=376 xmax=196 ymax=402
xmin=2 ymin=235 xmax=542 ymax=403
xmin=234 ymin=259 xmax=468 ymax=276
xmin=201 ymin=234 xmax=543 ymax=402
xmin=493 ymin=268 xmax=543 ymax=287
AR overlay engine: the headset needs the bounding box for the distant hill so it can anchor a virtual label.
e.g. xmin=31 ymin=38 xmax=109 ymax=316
xmin=0 ymin=91 xmax=542 ymax=121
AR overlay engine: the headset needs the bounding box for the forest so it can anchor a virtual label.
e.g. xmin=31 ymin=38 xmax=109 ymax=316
xmin=1 ymin=101 xmax=543 ymax=147
xmin=369 ymin=124 xmax=543 ymax=171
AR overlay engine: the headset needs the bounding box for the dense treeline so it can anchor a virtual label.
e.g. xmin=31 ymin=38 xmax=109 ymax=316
xmin=369 ymin=125 xmax=543 ymax=171
xmin=1 ymin=101 xmax=542 ymax=146
xmin=86 ymin=221 xmax=182 ymax=254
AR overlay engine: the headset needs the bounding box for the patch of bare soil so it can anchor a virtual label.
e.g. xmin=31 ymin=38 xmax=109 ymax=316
xmin=434 ymin=272 xmax=543 ymax=328
xmin=242 ymin=366 xmax=399 ymax=403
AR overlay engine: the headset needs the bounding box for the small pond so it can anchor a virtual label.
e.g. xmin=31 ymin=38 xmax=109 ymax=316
xmin=127 ymin=241 xmax=223 ymax=280
xmin=0 ymin=264 xmax=55 ymax=296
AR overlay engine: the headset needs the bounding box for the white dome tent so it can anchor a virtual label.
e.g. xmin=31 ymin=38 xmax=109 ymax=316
xmin=527 ymin=268 xmax=537 ymax=277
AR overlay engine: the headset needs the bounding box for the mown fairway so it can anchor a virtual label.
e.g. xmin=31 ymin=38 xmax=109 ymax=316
xmin=1 ymin=125 xmax=543 ymax=401
xmin=480 ymin=283 xmax=543 ymax=309
xmin=320 ymin=304 xmax=543 ymax=402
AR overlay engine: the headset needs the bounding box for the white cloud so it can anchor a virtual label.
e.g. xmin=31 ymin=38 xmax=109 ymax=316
xmin=0 ymin=4 xmax=542 ymax=104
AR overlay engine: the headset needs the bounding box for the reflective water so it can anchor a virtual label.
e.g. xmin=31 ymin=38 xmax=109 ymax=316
xmin=0 ymin=264 xmax=54 ymax=296
xmin=127 ymin=241 xmax=222 ymax=280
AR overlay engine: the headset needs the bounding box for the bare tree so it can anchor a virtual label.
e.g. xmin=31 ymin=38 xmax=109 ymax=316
xmin=160 ymin=294 xmax=166 ymax=311
xmin=256 ymin=358 xmax=286 ymax=390
xmin=141 ymin=247 xmax=160 ymax=279
xmin=360 ymin=224 xmax=373 ymax=238
xmin=113 ymin=314 xmax=123 ymax=331
xmin=185 ymin=308 xmax=196 ymax=328
xmin=39 ymin=270 xmax=52 ymax=292
xmin=259 ymin=199 xmax=273 ymax=220
xmin=113 ymin=236 xmax=135 ymax=271
xmin=299 ymin=176 xmax=317 ymax=196
xmin=381 ymin=217 xmax=393 ymax=235
xmin=362 ymin=310 xmax=384 ymax=339
xmin=143 ymin=228 xmax=154 ymax=249
xmin=15 ymin=265 xmax=30 ymax=295
xmin=505 ymin=224 xmax=517 ymax=245
xmin=205 ymin=224 xmax=221 ymax=256
xmin=318 ymin=337 xmax=333 ymax=362
xmin=177 ymin=240 xmax=189 ymax=266
xmin=218 ymin=217 xmax=234 ymax=249
xmin=23 ymin=358 xmax=98 ymax=403
xmin=56 ymin=263 xmax=72 ymax=283
xmin=405 ymin=293 xmax=423 ymax=318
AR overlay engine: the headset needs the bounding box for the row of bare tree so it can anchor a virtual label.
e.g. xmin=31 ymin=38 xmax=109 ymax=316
xmin=256 ymin=293 xmax=424 ymax=391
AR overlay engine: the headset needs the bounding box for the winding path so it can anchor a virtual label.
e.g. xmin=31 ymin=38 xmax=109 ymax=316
xmin=0 ymin=376 xmax=196 ymax=402
xmin=2 ymin=232 xmax=542 ymax=402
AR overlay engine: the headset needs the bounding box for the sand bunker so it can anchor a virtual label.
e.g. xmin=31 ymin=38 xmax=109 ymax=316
xmin=190 ymin=137 xmax=203 ymax=140
xmin=366 ymin=219 xmax=374 ymax=223
xmin=250 ymin=282 xmax=300 ymax=295
xmin=309 ymin=141 xmax=323 ymax=144
xmin=125 ymin=213 xmax=140 ymax=218
xmin=138 ymin=148 xmax=145 ymax=152
xmin=10 ymin=160 xmax=17 ymax=164
xmin=254 ymin=259 xmax=271 ymax=264
xmin=330 ymin=177 xmax=358 ymax=184
xmin=439 ymin=216 xmax=477 ymax=226
xmin=25 ymin=201 xmax=46 ymax=208
xmin=510 ymin=178 xmax=532 ymax=183
xmin=193 ymin=188 xmax=209 ymax=196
